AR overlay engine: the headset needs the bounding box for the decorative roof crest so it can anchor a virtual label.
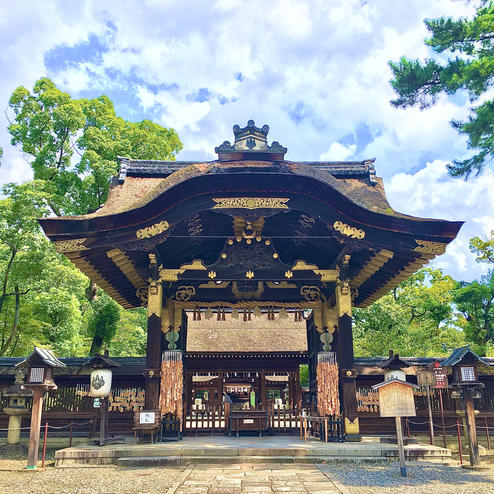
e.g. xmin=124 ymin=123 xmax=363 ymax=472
xmin=215 ymin=120 xmax=287 ymax=160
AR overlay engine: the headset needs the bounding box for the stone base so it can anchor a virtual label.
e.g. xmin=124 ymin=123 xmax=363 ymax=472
xmin=345 ymin=434 xmax=361 ymax=442
xmin=53 ymin=436 xmax=452 ymax=467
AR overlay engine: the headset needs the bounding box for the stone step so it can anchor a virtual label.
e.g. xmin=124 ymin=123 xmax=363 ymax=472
xmin=115 ymin=455 xmax=391 ymax=467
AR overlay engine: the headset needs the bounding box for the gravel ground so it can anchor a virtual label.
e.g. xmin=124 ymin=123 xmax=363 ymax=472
xmin=0 ymin=459 xmax=492 ymax=494
xmin=320 ymin=461 xmax=494 ymax=494
xmin=0 ymin=460 xmax=185 ymax=494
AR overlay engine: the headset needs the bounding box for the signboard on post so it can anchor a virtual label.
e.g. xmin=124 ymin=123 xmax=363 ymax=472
xmin=433 ymin=368 xmax=448 ymax=389
xmin=374 ymin=380 xmax=417 ymax=418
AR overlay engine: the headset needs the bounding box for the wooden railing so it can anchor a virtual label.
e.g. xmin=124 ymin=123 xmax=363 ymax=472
xmin=183 ymin=404 xmax=310 ymax=435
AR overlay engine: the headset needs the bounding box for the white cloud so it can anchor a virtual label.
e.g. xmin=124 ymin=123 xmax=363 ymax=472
xmin=387 ymin=161 xmax=494 ymax=280
xmin=0 ymin=0 xmax=491 ymax=281
xmin=320 ymin=142 xmax=356 ymax=161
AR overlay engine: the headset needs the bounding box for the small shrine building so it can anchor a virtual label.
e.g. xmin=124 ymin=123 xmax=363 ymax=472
xmin=39 ymin=121 xmax=463 ymax=437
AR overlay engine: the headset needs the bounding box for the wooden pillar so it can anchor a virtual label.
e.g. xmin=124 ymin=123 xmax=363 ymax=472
xmin=288 ymin=372 xmax=294 ymax=409
xmin=145 ymin=254 xmax=162 ymax=410
xmin=184 ymin=371 xmax=193 ymax=412
xmin=464 ymin=388 xmax=480 ymax=466
xmin=336 ymin=255 xmax=360 ymax=440
xmin=260 ymin=371 xmax=267 ymax=410
xmin=26 ymin=387 xmax=44 ymax=468
xmin=217 ymin=371 xmax=224 ymax=406
xmin=294 ymin=368 xmax=302 ymax=409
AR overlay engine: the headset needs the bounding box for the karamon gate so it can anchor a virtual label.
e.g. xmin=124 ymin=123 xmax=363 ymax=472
xmin=39 ymin=121 xmax=462 ymax=439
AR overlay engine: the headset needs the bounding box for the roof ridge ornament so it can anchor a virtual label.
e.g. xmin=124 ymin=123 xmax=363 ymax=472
xmin=215 ymin=120 xmax=287 ymax=161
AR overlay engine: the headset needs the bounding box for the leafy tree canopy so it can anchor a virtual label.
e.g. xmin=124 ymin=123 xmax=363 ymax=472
xmin=389 ymin=2 xmax=494 ymax=178
xmin=353 ymin=268 xmax=467 ymax=357
xmin=469 ymin=230 xmax=494 ymax=264
xmin=452 ymin=270 xmax=494 ymax=355
xmin=8 ymin=78 xmax=182 ymax=216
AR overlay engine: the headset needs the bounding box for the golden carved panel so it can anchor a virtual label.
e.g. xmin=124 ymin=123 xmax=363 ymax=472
xmin=54 ymin=238 xmax=88 ymax=253
xmin=212 ymin=197 xmax=290 ymax=210
xmin=414 ymin=240 xmax=447 ymax=254
xmin=136 ymin=220 xmax=170 ymax=239
xmin=333 ymin=220 xmax=365 ymax=239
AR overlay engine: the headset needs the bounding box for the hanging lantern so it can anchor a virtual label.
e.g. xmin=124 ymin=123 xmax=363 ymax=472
xmin=90 ymin=368 xmax=113 ymax=398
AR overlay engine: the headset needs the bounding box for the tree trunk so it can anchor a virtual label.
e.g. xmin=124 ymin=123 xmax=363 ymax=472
xmin=89 ymin=333 xmax=103 ymax=356
xmin=0 ymin=285 xmax=20 ymax=356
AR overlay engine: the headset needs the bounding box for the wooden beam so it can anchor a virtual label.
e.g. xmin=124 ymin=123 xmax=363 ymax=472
xmin=351 ymin=249 xmax=394 ymax=288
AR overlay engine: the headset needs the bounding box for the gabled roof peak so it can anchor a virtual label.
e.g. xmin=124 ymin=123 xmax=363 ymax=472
xmin=215 ymin=120 xmax=287 ymax=161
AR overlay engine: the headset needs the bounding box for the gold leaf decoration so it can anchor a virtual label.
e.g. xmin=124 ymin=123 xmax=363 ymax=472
xmin=213 ymin=197 xmax=290 ymax=210
xmin=54 ymin=238 xmax=88 ymax=253
xmin=333 ymin=220 xmax=365 ymax=239
xmin=136 ymin=220 xmax=170 ymax=239
xmin=413 ymin=240 xmax=447 ymax=254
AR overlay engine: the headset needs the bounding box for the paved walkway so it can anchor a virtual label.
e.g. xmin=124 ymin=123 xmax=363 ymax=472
xmin=171 ymin=463 xmax=346 ymax=494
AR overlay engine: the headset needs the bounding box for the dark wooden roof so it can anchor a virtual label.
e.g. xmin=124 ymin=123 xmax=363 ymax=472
xmin=38 ymin=124 xmax=463 ymax=310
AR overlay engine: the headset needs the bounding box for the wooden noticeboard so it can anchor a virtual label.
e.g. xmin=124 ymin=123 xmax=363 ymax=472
xmin=433 ymin=368 xmax=448 ymax=389
xmin=377 ymin=382 xmax=416 ymax=418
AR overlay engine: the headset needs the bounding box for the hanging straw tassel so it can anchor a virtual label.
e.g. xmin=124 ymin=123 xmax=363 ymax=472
xmin=222 ymin=306 xmax=226 ymax=321
xmin=159 ymin=351 xmax=184 ymax=427
xmin=217 ymin=306 xmax=222 ymax=321
xmin=248 ymin=308 xmax=252 ymax=321
xmin=243 ymin=309 xmax=247 ymax=321
xmin=316 ymin=352 xmax=340 ymax=417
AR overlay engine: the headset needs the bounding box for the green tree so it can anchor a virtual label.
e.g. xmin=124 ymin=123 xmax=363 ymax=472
xmin=8 ymin=78 xmax=182 ymax=215
xmin=3 ymin=79 xmax=180 ymax=356
xmin=353 ymin=268 xmax=466 ymax=357
xmin=389 ymin=3 xmax=494 ymax=178
xmin=87 ymin=292 xmax=121 ymax=355
xmin=452 ymin=271 xmax=494 ymax=355
xmin=469 ymin=230 xmax=494 ymax=264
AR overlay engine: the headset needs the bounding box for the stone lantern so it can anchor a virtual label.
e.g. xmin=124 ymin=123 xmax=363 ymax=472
xmin=0 ymin=368 xmax=32 ymax=453
xmin=15 ymin=347 xmax=66 ymax=469
xmin=442 ymin=346 xmax=489 ymax=467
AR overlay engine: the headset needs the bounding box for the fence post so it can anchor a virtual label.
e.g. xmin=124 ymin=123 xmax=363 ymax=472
xmin=456 ymin=419 xmax=463 ymax=465
xmin=406 ymin=418 xmax=410 ymax=439
xmin=69 ymin=422 xmax=73 ymax=447
xmin=41 ymin=422 xmax=48 ymax=468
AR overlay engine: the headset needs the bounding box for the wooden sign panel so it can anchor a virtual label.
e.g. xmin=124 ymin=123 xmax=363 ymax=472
xmin=417 ymin=371 xmax=436 ymax=387
xmin=378 ymin=382 xmax=416 ymax=417
xmin=433 ymin=368 xmax=448 ymax=389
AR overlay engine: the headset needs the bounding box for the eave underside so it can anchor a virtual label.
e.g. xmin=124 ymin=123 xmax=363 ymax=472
xmin=39 ymin=163 xmax=462 ymax=309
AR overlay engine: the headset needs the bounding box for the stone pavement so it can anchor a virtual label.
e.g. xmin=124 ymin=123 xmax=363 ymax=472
xmin=171 ymin=462 xmax=346 ymax=494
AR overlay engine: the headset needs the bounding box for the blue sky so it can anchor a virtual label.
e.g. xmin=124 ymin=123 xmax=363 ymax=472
xmin=0 ymin=0 xmax=492 ymax=281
